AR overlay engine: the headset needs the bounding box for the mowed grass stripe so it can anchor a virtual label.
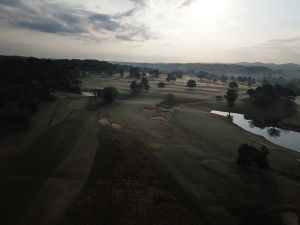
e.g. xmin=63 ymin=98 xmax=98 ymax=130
xmin=0 ymin=119 xmax=85 ymax=225
xmin=7 ymin=119 xmax=85 ymax=176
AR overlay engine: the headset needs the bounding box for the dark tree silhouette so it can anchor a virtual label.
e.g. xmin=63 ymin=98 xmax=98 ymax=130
xmin=157 ymin=82 xmax=166 ymax=90
xmin=224 ymin=88 xmax=238 ymax=116
xmin=129 ymin=68 xmax=140 ymax=79
xmin=186 ymin=79 xmax=197 ymax=88
xmin=151 ymin=69 xmax=160 ymax=78
xmin=229 ymin=81 xmax=238 ymax=89
xmin=236 ymin=144 xmax=258 ymax=168
xmin=247 ymin=89 xmax=255 ymax=97
xmin=161 ymin=93 xmax=176 ymax=106
xmin=102 ymin=86 xmax=118 ymax=102
xmin=220 ymin=75 xmax=228 ymax=83
xmin=130 ymin=81 xmax=142 ymax=94
xmin=237 ymin=144 xmax=270 ymax=170
xmin=141 ymin=77 xmax=150 ymax=90
xmin=254 ymin=146 xmax=270 ymax=170
xmin=166 ymin=73 xmax=177 ymax=83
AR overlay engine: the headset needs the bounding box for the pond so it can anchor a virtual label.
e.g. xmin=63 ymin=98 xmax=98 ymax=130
xmin=211 ymin=110 xmax=300 ymax=152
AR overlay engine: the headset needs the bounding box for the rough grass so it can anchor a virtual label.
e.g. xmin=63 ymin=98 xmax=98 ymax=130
xmin=0 ymin=119 xmax=85 ymax=225
xmin=1 ymin=75 xmax=299 ymax=225
xmin=0 ymin=174 xmax=46 ymax=225
xmin=95 ymin=95 xmax=300 ymax=225
xmin=60 ymin=128 xmax=207 ymax=225
xmin=7 ymin=119 xmax=85 ymax=176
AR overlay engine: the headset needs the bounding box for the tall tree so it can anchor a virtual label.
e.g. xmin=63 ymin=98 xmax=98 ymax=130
xmin=229 ymin=81 xmax=238 ymax=89
xmin=141 ymin=77 xmax=150 ymax=91
xmin=224 ymin=88 xmax=238 ymax=115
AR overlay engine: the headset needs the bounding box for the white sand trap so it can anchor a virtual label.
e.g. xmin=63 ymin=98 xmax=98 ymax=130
xmin=99 ymin=118 xmax=111 ymax=126
xmin=112 ymin=123 xmax=122 ymax=129
xmin=99 ymin=118 xmax=122 ymax=129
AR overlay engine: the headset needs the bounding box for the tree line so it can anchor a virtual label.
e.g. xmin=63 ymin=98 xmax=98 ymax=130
xmin=0 ymin=55 xmax=125 ymax=134
xmin=247 ymin=84 xmax=296 ymax=111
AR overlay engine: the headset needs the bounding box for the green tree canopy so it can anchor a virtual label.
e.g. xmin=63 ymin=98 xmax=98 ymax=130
xmin=229 ymin=81 xmax=238 ymax=89
xmin=102 ymin=86 xmax=118 ymax=102
xmin=224 ymin=88 xmax=238 ymax=115
xmin=186 ymin=79 xmax=196 ymax=88
xmin=157 ymin=82 xmax=166 ymax=90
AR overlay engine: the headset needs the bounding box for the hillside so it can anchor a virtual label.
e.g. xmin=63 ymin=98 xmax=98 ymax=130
xmin=116 ymin=61 xmax=300 ymax=77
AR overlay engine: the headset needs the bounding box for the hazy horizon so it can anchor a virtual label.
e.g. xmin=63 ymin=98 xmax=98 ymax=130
xmin=1 ymin=0 xmax=300 ymax=64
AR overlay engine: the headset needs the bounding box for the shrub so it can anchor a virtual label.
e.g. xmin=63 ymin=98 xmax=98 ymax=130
xmin=237 ymin=144 xmax=270 ymax=170
xmin=161 ymin=93 xmax=176 ymax=107
xmin=102 ymin=86 xmax=118 ymax=102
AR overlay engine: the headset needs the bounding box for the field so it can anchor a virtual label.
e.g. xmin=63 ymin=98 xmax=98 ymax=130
xmin=1 ymin=74 xmax=300 ymax=225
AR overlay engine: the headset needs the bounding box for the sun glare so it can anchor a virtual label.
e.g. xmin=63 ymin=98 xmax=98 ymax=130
xmin=185 ymin=0 xmax=231 ymax=20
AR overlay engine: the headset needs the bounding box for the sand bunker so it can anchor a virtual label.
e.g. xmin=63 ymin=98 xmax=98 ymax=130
xmin=99 ymin=118 xmax=110 ymax=126
xmin=111 ymin=123 xmax=122 ymax=129
xmin=143 ymin=106 xmax=171 ymax=121
xmin=99 ymin=118 xmax=122 ymax=129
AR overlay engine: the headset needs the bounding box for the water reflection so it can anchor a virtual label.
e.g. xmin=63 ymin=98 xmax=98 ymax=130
xmin=242 ymin=114 xmax=285 ymax=138
xmin=211 ymin=110 xmax=300 ymax=152
xmin=267 ymin=127 xmax=281 ymax=138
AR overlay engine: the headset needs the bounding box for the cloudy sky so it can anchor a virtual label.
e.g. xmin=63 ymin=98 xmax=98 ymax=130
xmin=0 ymin=0 xmax=300 ymax=63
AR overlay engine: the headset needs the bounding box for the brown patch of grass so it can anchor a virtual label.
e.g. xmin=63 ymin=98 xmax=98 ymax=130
xmin=60 ymin=129 xmax=207 ymax=225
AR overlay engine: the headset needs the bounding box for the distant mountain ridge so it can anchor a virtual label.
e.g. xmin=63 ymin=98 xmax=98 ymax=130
xmin=237 ymin=62 xmax=300 ymax=74
xmin=114 ymin=61 xmax=300 ymax=77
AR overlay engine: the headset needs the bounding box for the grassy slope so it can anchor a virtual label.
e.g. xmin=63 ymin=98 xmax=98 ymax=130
xmin=86 ymin=72 xmax=300 ymax=225
xmin=0 ymin=93 xmax=92 ymax=225
xmin=60 ymin=128 xmax=207 ymax=225
xmin=107 ymin=97 xmax=300 ymax=224
xmin=1 ymin=75 xmax=299 ymax=225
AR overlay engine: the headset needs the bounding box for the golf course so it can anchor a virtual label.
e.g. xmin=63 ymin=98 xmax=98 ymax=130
xmin=1 ymin=74 xmax=300 ymax=225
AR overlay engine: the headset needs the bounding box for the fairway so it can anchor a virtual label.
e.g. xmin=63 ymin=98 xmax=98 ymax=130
xmin=1 ymin=75 xmax=300 ymax=225
xmin=79 ymin=75 xmax=300 ymax=225
xmin=0 ymin=94 xmax=99 ymax=225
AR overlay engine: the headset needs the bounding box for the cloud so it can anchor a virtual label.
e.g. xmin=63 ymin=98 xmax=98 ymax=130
xmin=268 ymin=36 xmax=300 ymax=44
xmin=115 ymin=25 xmax=154 ymax=41
xmin=0 ymin=0 xmax=154 ymax=41
xmin=128 ymin=0 xmax=146 ymax=8
xmin=0 ymin=0 xmax=22 ymax=6
xmin=90 ymin=13 xmax=121 ymax=31
xmin=179 ymin=0 xmax=196 ymax=8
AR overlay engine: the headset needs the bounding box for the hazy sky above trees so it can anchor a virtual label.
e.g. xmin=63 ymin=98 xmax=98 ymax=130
xmin=0 ymin=0 xmax=300 ymax=63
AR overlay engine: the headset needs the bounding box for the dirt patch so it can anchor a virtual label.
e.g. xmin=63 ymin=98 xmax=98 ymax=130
xmin=143 ymin=106 xmax=171 ymax=121
xmin=60 ymin=129 xmax=207 ymax=225
xmin=99 ymin=118 xmax=122 ymax=129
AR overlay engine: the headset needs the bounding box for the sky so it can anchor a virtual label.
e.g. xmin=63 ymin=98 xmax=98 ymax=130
xmin=0 ymin=0 xmax=300 ymax=64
